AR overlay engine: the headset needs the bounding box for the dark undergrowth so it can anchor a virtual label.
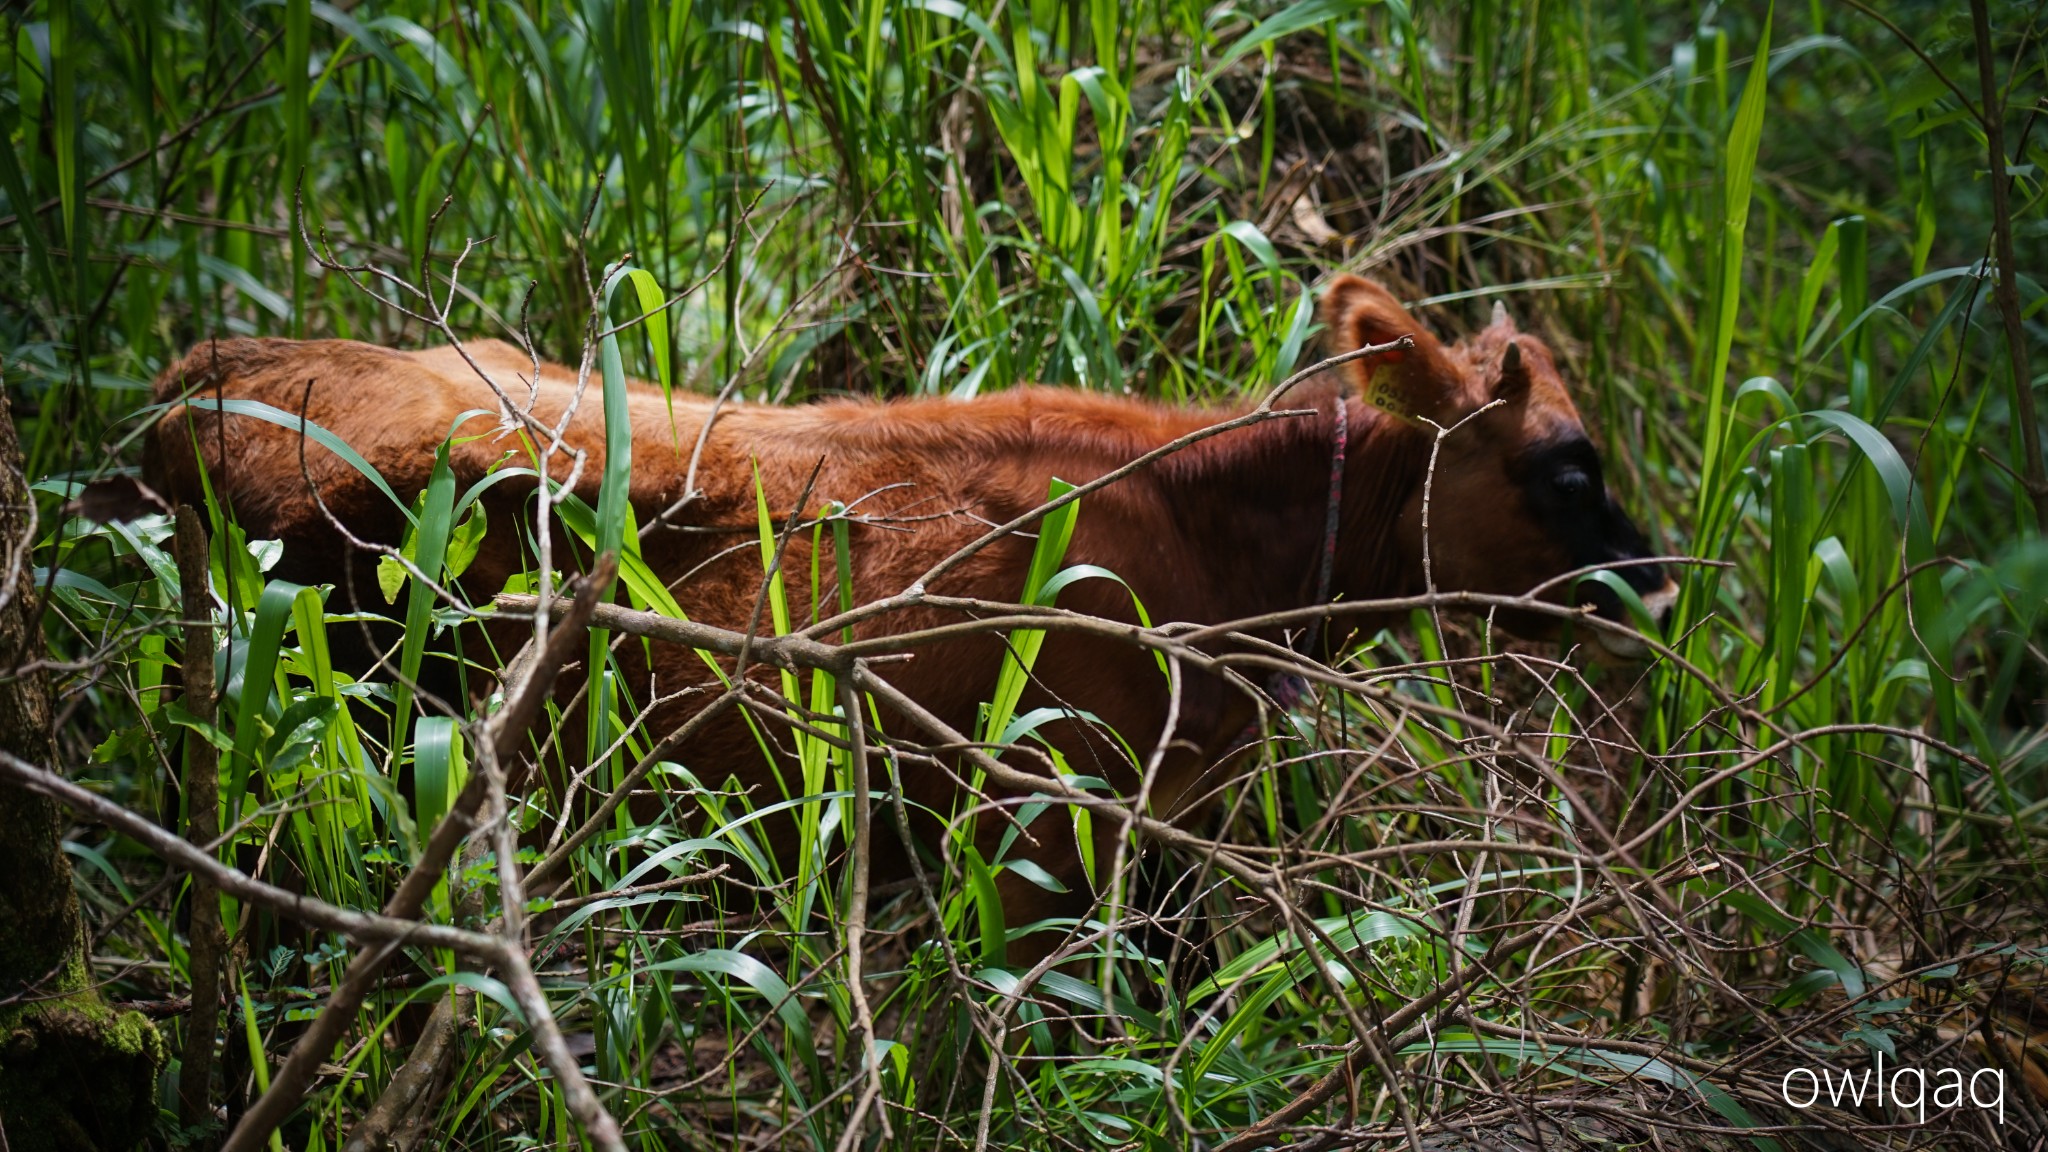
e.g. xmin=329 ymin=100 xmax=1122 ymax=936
xmin=3 ymin=1 xmax=2046 ymax=1150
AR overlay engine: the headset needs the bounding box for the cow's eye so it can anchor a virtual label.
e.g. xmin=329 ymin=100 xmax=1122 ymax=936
xmin=1553 ymin=469 xmax=1593 ymax=497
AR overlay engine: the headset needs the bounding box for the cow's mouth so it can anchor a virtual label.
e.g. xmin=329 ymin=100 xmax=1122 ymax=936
xmin=1593 ymin=580 xmax=1678 ymax=659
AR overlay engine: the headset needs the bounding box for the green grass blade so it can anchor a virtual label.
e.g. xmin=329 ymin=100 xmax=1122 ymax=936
xmin=1692 ymin=7 xmax=1775 ymax=532
xmin=389 ymin=442 xmax=456 ymax=764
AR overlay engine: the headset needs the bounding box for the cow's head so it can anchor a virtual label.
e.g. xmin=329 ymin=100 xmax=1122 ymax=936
xmin=1321 ymin=274 xmax=1674 ymax=650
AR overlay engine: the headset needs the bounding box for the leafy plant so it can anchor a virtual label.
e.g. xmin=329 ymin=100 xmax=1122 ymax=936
xmin=4 ymin=1 xmax=2045 ymax=1150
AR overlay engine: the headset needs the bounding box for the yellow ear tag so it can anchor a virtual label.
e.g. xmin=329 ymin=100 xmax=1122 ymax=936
xmin=1360 ymin=356 xmax=1426 ymax=426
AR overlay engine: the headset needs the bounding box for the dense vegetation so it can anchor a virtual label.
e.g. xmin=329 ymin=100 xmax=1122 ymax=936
xmin=2 ymin=0 xmax=2044 ymax=1149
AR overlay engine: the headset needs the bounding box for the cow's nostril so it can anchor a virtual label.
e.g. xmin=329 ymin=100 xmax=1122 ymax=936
xmin=1593 ymin=578 xmax=1676 ymax=660
xmin=1640 ymin=579 xmax=1679 ymax=624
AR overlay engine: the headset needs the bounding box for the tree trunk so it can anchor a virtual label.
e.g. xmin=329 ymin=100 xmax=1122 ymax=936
xmin=0 ymin=396 xmax=164 ymax=1151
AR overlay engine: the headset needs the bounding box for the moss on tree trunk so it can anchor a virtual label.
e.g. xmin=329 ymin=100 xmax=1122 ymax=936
xmin=0 ymin=397 xmax=164 ymax=1151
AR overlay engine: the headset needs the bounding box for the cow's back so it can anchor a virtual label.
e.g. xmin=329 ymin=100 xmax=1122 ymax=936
xmin=143 ymin=335 xmax=1285 ymax=949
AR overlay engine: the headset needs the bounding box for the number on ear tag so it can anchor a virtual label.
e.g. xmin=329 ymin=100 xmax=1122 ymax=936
xmin=1360 ymin=353 xmax=1425 ymax=426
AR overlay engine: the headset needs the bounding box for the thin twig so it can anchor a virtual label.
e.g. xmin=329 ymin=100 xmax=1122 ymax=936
xmin=172 ymin=508 xmax=225 ymax=1132
xmin=1969 ymin=0 xmax=2048 ymax=532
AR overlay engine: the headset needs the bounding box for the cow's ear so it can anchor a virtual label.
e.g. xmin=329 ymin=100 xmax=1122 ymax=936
xmin=1318 ymin=275 xmax=1465 ymax=426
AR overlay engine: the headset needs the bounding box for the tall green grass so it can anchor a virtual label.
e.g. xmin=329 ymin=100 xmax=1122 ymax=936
xmin=6 ymin=1 xmax=2046 ymax=1149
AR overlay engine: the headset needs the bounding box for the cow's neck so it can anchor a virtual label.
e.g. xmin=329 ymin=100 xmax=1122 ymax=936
xmin=1332 ymin=398 xmax=1432 ymax=603
xmin=1162 ymin=392 xmax=1427 ymax=624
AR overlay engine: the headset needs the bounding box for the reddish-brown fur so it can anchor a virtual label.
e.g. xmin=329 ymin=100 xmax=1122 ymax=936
xmin=144 ymin=276 xmax=1665 ymax=946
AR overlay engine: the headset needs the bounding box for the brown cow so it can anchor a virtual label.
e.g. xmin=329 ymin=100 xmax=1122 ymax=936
xmin=144 ymin=275 xmax=1671 ymax=952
